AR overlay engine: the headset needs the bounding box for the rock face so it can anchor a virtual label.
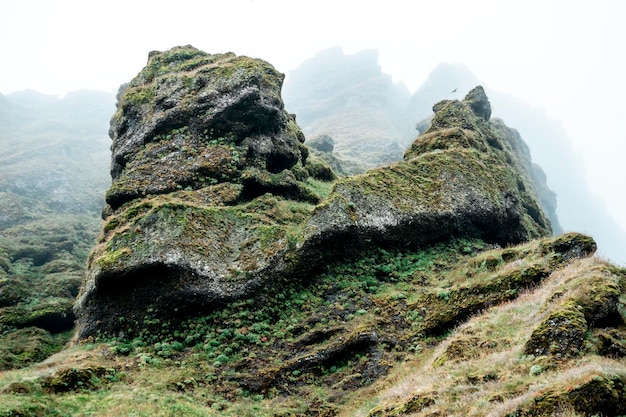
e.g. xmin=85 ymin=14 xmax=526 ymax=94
xmin=74 ymin=46 xmax=321 ymax=339
xmin=74 ymin=45 xmax=552 ymax=341
xmin=302 ymin=86 xmax=552 ymax=262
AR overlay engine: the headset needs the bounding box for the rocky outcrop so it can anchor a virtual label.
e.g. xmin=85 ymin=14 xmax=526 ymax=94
xmin=105 ymin=46 xmax=311 ymax=210
xmin=74 ymin=46 xmax=324 ymax=339
xmin=74 ymin=45 xmax=553 ymax=342
xmin=301 ymin=87 xmax=552 ymax=263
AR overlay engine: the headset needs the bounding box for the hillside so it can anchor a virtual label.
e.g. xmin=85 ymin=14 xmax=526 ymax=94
xmin=0 ymin=90 xmax=114 ymax=370
xmin=282 ymin=47 xmax=414 ymax=174
xmin=1 ymin=46 xmax=625 ymax=416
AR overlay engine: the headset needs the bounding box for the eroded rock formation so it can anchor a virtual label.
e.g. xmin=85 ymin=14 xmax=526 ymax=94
xmin=75 ymin=46 xmax=322 ymax=338
xmin=75 ymin=48 xmax=552 ymax=341
xmin=301 ymin=86 xmax=552 ymax=263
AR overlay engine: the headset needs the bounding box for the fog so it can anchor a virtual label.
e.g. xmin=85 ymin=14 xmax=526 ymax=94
xmin=1 ymin=0 xmax=625 ymax=263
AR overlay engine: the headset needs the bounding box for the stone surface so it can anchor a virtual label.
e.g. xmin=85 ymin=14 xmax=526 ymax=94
xmin=301 ymin=87 xmax=552 ymax=263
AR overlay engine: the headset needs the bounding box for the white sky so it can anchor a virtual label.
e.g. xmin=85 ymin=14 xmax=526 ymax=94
xmin=2 ymin=0 xmax=625 ymax=235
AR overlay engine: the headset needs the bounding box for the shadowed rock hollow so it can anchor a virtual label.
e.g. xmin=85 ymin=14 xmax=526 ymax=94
xmin=74 ymin=48 xmax=552 ymax=340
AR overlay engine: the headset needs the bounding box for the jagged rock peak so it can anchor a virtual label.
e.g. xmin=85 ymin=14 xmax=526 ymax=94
xmin=464 ymin=85 xmax=491 ymax=120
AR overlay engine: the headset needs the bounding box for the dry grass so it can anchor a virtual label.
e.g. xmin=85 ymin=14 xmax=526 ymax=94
xmin=345 ymin=256 xmax=626 ymax=416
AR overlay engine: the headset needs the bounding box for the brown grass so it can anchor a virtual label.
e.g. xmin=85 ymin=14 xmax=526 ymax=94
xmin=342 ymin=256 xmax=626 ymax=416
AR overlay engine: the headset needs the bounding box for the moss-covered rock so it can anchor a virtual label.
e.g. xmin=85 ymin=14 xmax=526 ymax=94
xmin=303 ymin=154 xmax=337 ymax=182
xmin=106 ymin=45 xmax=312 ymax=210
xmin=76 ymin=80 xmax=556 ymax=340
xmin=524 ymin=301 xmax=588 ymax=357
xmin=0 ymin=278 xmax=29 ymax=307
xmin=75 ymin=193 xmax=314 ymax=338
xmin=41 ymin=366 xmax=117 ymax=393
xmin=308 ymin=134 xmax=335 ymax=153
xmin=302 ymin=87 xmax=552 ymax=263
xmin=76 ymin=46 xmax=338 ymax=339
xmin=523 ymin=257 xmax=625 ymax=359
xmin=367 ymin=395 xmax=435 ymax=416
xmin=0 ymin=327 xmax=70 ymax=370
xmin=508 ymin=374 xmax=626 ymax=417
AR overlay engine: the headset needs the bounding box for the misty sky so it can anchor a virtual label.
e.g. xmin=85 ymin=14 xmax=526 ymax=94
xmin=2 ymin=0 xmax=625 ymax=242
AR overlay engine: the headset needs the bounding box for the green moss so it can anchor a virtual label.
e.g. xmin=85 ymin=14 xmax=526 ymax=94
xmin=41 ymin=366 xmax=117 ymax=393
xmin=0 ymin=278 xmax=29 ymax=307
xmin=141 ymin=46 xmax=215 ymax=83
xmin=544 ymin=232 xmax=597 ymax=261
xmin=508 ymin=374 xmax=626 ymax=416
xmin=524 ymin=301 xmax=588 ymax=357
xmin=121 ymin=85 xmax=155 ymax=109
xmin=305 ymin=155 xmax=337 ymax=182
xmin=95 ymin=247 xmax=131 ymax=269
xmin=0 ymin=327 xmax=72 ymax=370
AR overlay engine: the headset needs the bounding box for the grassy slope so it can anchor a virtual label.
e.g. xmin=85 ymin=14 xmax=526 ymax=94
xmin=2 ymin=234 xmax=623 ymax=416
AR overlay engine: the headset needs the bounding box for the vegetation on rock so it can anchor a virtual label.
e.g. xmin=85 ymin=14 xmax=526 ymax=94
xmin=75 ymin=46 xmax=335 ymax=339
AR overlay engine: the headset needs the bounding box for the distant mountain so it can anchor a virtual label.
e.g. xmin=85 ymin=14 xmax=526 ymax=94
xmin=0 ymin=89 xmax=114 ymax=369
xmin=283 ymin=47 xmax=414 ymax=174
xmin=6 ymin=89 xmax=60 ymax=108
